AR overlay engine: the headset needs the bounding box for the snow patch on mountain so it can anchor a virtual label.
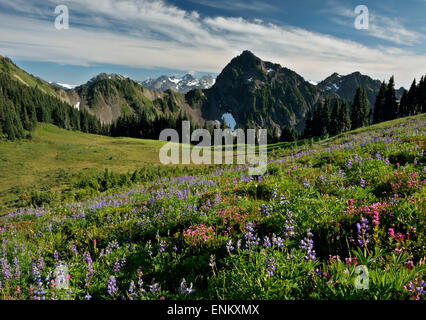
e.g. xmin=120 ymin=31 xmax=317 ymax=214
xmin=50 ymin=82 xmax=80 ymax=90
xmin=141 ymin=74 xmax=215 ymax=93
xmin=168 ymin=77 xmax=181 ymax=84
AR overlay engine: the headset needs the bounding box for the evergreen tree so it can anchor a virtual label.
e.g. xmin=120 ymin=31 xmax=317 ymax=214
xmin=329 ymin=100 xmax=341 ymax=135
xmin=280 ymin=125 xmax=298 ymax=142
xmin=339 ymin=101 xmax=352 ymax=133
xmin=384 ymin=76 xmax=398 ymax=121
xmin=398 ymin=90 xmax=409 ymax=117
xmin=303 ymin=110 xmax=314 ymax=138
xmin=309 ymin=100 xmax=330 ymax=137
xmin=319 ymin=99 xmax=331 ymax=136
xmin=351 ymin=87 xmax=370 ymax=129
xmin=419 ymin=76 xmax=426 ymax=113
xmin=311 ymin=103 xmax=322 ymax=137
xmin=373 ymin=81 xmax=387 ymax=123
xmin=406 ymin=79 xmax=418 ymax=116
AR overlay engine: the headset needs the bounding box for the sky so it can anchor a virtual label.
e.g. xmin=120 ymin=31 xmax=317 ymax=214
xmin=0 ymin=0 xmax=425 ymax=88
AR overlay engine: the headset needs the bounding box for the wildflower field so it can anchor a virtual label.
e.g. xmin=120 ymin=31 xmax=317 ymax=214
xmin=0 ymin=115 xmax=425 ymax=300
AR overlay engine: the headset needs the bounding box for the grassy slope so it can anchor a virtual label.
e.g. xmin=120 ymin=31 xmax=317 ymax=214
xmin=0 ymin=123 xmax=167 ymax=212
xmin=0 ymin=56 xmax=60 ymax=97
xmin=0 ymin=114 xmax=424 ymax=300
xmin=0 ymin=115 xmax=425 ymax=213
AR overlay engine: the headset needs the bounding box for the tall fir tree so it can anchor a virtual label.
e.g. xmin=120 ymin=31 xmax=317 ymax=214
xmin=351 ymin=87 xmax=370 ymax=129
xmin=303 ymin=110 xmax=313 ymax=138
xmin=280 ymin=125 xmax=298 ymax=142
xmin=311 ymin=103 xmax=322 ymax=137
xmin=399 ymin=89 xmax=409 ymax=117
xmin=329 ymin=100 xmax=341 ymax=135
xmin=319 ymin=99 xmax=331 ymax=136
xmin=419 ymin=76 xmax=426 ymax=113
xmin=384 ymin=76 xmax=398 ymax=121
xmin=339 ymin=100 xmax=352 ymax=133
xmin=373 ymin=81 xmax=387 ymax=123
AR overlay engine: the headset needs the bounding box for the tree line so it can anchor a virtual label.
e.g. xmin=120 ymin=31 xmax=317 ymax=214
xmin=0 ymin=73 xmax=212 ymax=142
xmin=302 ymin=75 xmax=425 ymax=140
xmin=109 ymin=111 xmax=213 ymax=141
xmin=1 ymin=71 xmax=425 ymax=143
xmin=0 ymin=73 xmax=106 ymax=140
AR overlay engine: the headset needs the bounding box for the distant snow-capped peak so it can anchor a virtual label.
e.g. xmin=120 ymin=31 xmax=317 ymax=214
xmin=141 ymin=73 xmax=216 ymax=93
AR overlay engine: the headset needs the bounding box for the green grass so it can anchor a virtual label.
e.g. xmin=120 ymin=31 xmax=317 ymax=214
xmin=0 ymin=56 xmax=58 ymax=96
xmin=0 ymin=123 xmax=168 ymax=212
xmin=1 ymin=115 xmax=425 ymax=214
xmin=0 ymin=114 xmax=424 ymax=300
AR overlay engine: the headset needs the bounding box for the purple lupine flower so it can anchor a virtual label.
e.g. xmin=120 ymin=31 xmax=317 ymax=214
xmin=265 ymin=257 xmax=276 ymax=278
xmin=179 ymin=278 xmax=195 ymax=294
xmin=128 ymin=281 xmax=136 ymax=300
xmin=147 ymin=241 xmax=153 ymax=257
xmin=114 ymin=258 xmax=121 ymax=273
xmin=226 ymin=240 xmax=234 ymax=253
xmin=13 ymin=257 xmax=20 ymax=280
xmin=70 ymin=241 xmax=78 ymax=256
xmin=0 ymin=258 xmax=12 ymax=284
xmin=263 ymin=236 xmax=272 ymax=248
xmin=244 ymin=223 xmax=260 ymax=250
xmin=135 ymin=267 xmax=146 ymax=294
xmin=272 ymin=234 xmax=284 ymax=248
xmin=272 ymin=187 xmax=278 ymax=199
xmin=83 ymin=252 xmax=94 ymax=286
xmin=209 ymin=255 xmax=216 ymax=269
xmin=12 ymin=243 xmax=19 ymax=256
xmin=214 ymin=193 xmax=221 ymax=207
xmin=158 ymin=240 xmax=166 ymax=253
xmin=107 ymin=276 xmax=117 ymax=296
xmin=37 ymin=257 xmax=45 ymax=271
xmin=259 ymin=204 xmax=272 ymax=216
xmin=299 ymin=229 xmax=316 ymax=261
xmin=149 ymin=283 xmax=159 ymax=294
xmin=280 ymin=194 xmax=290 ymax=205
xmin=105 ymin=241 xmax=120 ymax=255
xmin=53 ymin=250 xmax=59 ymax=266
xmin=284 ymin=210 xmax=295 ymax=238
xmin=357 ymin=216 xmax=370 ymax=248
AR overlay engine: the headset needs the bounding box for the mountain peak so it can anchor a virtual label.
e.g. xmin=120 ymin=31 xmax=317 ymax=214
xmin=141 ymin=73 xmax=215 ymax=93
xmin=230 ymin=50 xmax=262 ymax=67
xmin=182 ymin=74 xmax=196 ymax=81
xmin=87 ymin=73 xmax=127 ymax=85
xmin=240 ymin=50 xmax=256 ymax=58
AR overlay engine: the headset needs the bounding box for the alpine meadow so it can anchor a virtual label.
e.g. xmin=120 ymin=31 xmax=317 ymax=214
xmin=0 ymin=0 xmax=425 ymax=307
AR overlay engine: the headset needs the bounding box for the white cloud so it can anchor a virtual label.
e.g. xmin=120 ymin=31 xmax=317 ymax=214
xmin=329 ymin=3 xmax=424 ymax=46
xmin=185 ymin=0 xmax=277 ymax=13
xmin=0 ymin=0 xmax=425 ymax=88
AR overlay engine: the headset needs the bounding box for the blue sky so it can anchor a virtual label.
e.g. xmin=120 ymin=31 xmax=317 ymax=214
xmin=0 ymin=0 xmax=425 ymax=87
